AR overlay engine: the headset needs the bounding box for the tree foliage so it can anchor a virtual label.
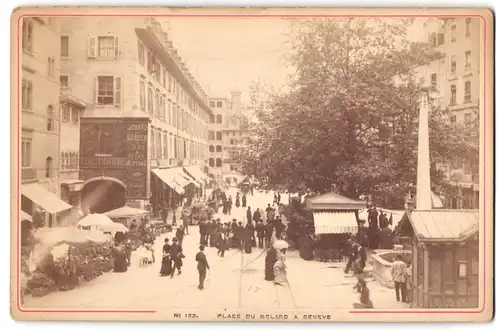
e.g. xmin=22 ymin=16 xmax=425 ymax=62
xmin=240 ymin=18 xmax=479 ymax=209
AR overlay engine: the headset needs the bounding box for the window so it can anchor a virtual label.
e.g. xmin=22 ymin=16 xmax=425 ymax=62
xmin=150 ymin=130 xmax=155 ymax=159
xmin=139 ymin=79 xmax=146 ymax=109
xmin=450 ymin=56 xmax=457 ymax=74
xmin=437 ymin=33 xmax=445 ymax=46
xmin=230 ymin=139 xmax=235 ymax=145
xmin=465 ymin=51 xmax=472 ymax=68
xmin=62 ymin=104 xmax=70 ymax=122
xmin=465 ymin=18 xmax=471 ymax=37
xmin=464 ymin=81 xmax=471 ymax=102
xmin=216 ymin=114 xmax=223 ymax=124
xmin=216 ymin=131 xmax=222 ymax=140
xmin=465 ymin=113 xmax=472 ymax=124
xmin=98 ymin=36 xmax=117 ymax=57
xmin=216 ymin=158 xmax=222 ymax=167
xmin=451 ymin=25 xmax=456 ymax=43
xmin=209 ymin=145 xmax=215 ymax=153
xmin=138 ymin=40 xmax=145 ymax=65
xmin=216 ymin=145 xmax=222 ymax=152
xmin=22 ymin=20 xmax=33 ymax=53
xmin=156 ymin=131 xmax=162 ymax=158
xmin=431 ymin=73 xmax=437 ymax=87
xmin=162 ymin=68 xmax=167 ymax=87
xmin=71 ymin=107 xmax=79 ymax=125
xmin=163 ymin=133 xmax=168 ymax=158
xmin=209 ymin=158 xmax=214 ymax=167
xmin=168 ymin=74 xmax=172 ymax=92
xmin=45 ymin=157 xmax=53 ymax=178
xmin=450 ymin=115 xmax=457 ymax=125
xmin=209 ymin=131 xmax=214 ymax=140
xmin=60 ymin=75 xmax=69 ymax=89
xmin=60 ymin=36 xmax=69 ymax=57
xmin=147 ymin=86 xmax=154 ymax=114
xmin=154 ymin=60 xmax=161 ymax=82
xmin=46 ymin=105 xmax=54 ymax=131
xmin=96 ymin=76 xmax=121 ymax=106
xmin=450 ymin=85 xmax=457 ymax=105
xmin=155 ymin=90 xmax=160 ymax=118
xmin=419 ymin=77 xmax=425 ymax=85
xmin=210 ymin=114 xmax=215 ymax=124
xmin=47 ymin=57 xmax=55 ymax=78
xmin=22 ymin=79 xmax=33 ymax=110
xmin=217 ymin=101 xmax=223 ymax=108
xmin=21 ymin=132 xmax=32 ymax=167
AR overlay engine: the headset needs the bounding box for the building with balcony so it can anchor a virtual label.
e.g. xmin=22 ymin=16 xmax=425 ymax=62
xmin=59 ymin=16 xmax=212 ymax=214
xmin=20 ymin=17 xmax=75 ymax=227
xmin=208 ymin=92 xmax=250 ymax=186
xmin=412 ymin=18 xmax=481 ymax=209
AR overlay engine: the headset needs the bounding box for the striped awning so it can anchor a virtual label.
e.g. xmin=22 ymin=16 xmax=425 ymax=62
xmin=313 ymin=211 xmax=359 ymax=235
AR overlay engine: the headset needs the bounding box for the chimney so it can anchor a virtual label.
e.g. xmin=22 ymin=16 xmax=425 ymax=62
xmin=415 ymin=93 xmax=433 ymax=210
xmin=231 ymin=91 xmax=241 ymax=105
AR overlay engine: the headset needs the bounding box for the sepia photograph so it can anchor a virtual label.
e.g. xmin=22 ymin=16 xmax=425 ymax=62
xmin=10 ymin=7 xmax=493 ymax=322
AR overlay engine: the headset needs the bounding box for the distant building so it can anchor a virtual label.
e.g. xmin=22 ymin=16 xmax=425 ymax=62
xmin=208 ymin=92 xmax=250 ymax=186
xmin=58 ymin=16 xmax=212 ymax=213
xmin=412 ymin=18 xmax=480 ymax=209
xmin=20 ymin=17 xmax=77 ymax=227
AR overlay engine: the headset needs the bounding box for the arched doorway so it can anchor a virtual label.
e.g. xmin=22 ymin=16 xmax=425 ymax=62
xmin=81 ymin=178 xmax=126 ymax=214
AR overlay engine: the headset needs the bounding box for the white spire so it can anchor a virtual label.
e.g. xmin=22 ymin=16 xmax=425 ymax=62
xmin=416 ymin=93 xmax=433 ymax=210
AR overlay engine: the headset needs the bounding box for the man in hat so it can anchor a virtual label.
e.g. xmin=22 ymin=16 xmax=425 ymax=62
xmin=169 ymin=237 xmax=183 ymax=277
xmin=195 ymin=245 xmax=210 ymax=290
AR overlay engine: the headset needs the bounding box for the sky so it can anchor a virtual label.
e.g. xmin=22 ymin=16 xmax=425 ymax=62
xmin=162 ymin=17 xmax=428 ymax=105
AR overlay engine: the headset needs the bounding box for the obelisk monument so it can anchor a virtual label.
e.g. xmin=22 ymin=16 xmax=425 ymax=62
xmin=415 ymin=93 xmax=433 ymax=210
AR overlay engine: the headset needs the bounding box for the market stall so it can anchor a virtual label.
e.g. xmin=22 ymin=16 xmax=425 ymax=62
xmin=103 ymin=206 xmax=149 ymax=228
xmin=306 ymin=192 xmax=366 ymax=262
xmin=23 ymin=226 xmax=113 ymax=297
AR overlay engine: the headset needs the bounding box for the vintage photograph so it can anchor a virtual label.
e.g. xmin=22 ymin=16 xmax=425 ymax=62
xmin=11 ymin=7 xmax=493 ymax=322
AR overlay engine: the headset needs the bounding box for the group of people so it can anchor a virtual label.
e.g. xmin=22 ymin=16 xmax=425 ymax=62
xmin=210 ymin=190 xmax=249 ymax=216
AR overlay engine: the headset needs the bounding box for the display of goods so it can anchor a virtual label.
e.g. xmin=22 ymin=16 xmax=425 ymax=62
xmin=314 ymin=248 xmax=345 ymax=262
xmin=25 ymin=270 xmax=56 ymax=297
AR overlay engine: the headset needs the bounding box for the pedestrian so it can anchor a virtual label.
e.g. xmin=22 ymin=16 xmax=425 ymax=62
xmin=255 ymin=220 xmax=265 ymax=248
xmin=391 ymin=255 xmax=408 ymax=302
xmin=217 ymin=230 xmax=228 ymax=257
xmin=236 ymin=221 xmax=245 ymax=251
xmin=228 ymin=196 xmax=233 ymax=215
xmin=273 ymin=193 xmax=279 ymax=206
xmin=242 ymin=194 xmax=247 ymax=208
xmin=235 ymin=192 xmax=241 ymax=208
xmin=274 ymin=217 xmax=284 ymax=239
xmin=343 ymin=239 xmax=357 ymax=274
xmin=199 ymin=221 xmax=207 ymax=246
xmin=253 ymin=208 xmax=262 ymax=223
xmin=266 ymin=204 xmax=274 ymax=222
xmin=176 ymin=225 xmax=185 ymax=245
xmin=264 ymin=247 xmax=278 ymax=281
xmin=352 ymin=278 xmax=373 ymax=309
xmin=264 ymin=221 xmax=273 ymax=248
xmin=195 ymin=245 xmax=210 ymax=290
xmin=182 ymin=209 xmax=190 ymax=235
xmin=273 ymin=249 xmax=287 ymax=286
xmin=159 ymin=238 xmax=172 ymax=276
xmin=172 ymin=207 xmax=178 ymax=226
xmin=246 ymin=207 xmax=252 ymax=224
xmin=244 ymin=222 xmax=255 ymax=253
xmin=169 ymin=237 xmax=184 ymax=278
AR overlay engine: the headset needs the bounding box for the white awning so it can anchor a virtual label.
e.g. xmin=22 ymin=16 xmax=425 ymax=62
xmin=21 ymin=183 xmax=72 ymax=214
xmin=184 ymin=166 xmax=208 ymax=186
xmin=313 ymin=212 xmax=359 ymax=235
xmin=152 ymin=168 xmax=185 ymax=194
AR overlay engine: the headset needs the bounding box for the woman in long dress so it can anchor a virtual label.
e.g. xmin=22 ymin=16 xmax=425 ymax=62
xmin=242 ymin=194 xmax=247 ymax=208
xmin=273 ymin=249 xmax=288 ymax=286
xmin=264 ymin=247 xmax=278 ymax=281
xmin=159 ymin=238 xmax=172 ymax=276
xmin=112 ymin=242 xmax=128 ymax=273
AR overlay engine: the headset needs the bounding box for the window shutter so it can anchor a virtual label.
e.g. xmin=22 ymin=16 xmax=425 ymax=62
xmin=114 ymin=77 xmax=122 ymax=107
xmin=94 ymin=76 xmax=99 ymax=105
xmin=88 ymin=35 xmax=97 ymax=58
xmin=114 ymin=36 xmax=119 ymax=57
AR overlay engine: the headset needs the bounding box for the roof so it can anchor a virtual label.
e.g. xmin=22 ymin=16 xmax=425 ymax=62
xmin=313 ymin=211 xmax=359 ymax=235
xmin=407 ymin=209 xmax=480 ymax=242
xmin=307 ymin=192 xmax=366 ymax=210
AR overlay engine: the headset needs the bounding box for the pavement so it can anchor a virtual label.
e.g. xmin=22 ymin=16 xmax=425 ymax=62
xmin=23 ymin=188 xmax=409 ymax=311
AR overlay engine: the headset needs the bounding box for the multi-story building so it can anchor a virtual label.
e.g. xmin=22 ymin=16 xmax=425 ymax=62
xmin=412 ymin=17 xmax=481 ymax=209
xmin=207 ymin=92 xmax=250 ymax=186
xmin=20 ymin=17 xmax=77 ymax=227
xmin=59 ymin=16 xmax=212 ymax=214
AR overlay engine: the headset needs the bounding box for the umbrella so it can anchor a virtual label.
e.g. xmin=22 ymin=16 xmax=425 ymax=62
xmin=273 ymin=240 xmax=289 ymax=250
xmin=78 ymin=213 xmax=114 ymax=227
xmin=101 ymin=222 xmax=129 ymax=233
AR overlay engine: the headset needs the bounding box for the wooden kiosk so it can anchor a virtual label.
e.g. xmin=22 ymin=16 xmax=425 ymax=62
xmin=399 ymin=209 xmax=479 ymax=308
